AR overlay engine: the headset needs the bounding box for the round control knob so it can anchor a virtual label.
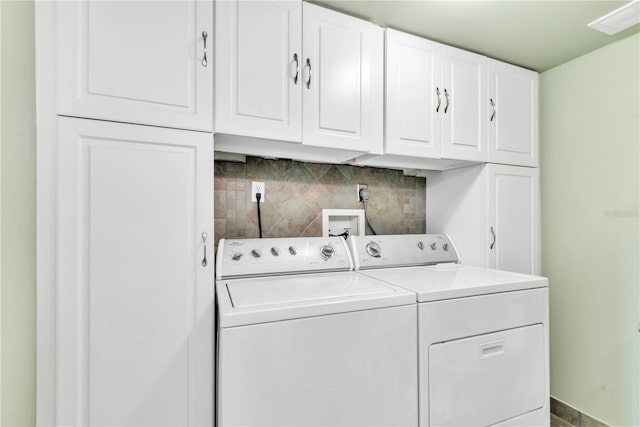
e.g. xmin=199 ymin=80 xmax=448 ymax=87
xmin=231 ymin=252 xmax=243 ymax=261
xmin=417 ymin=241 xmax=424 ymax=250
xmin=320 ymin=244 xmax=336 ymax=260
xmin=288 ymin=246 xmax=297 ymax=256
xmin=366 ymin=242 xmax=382 ymax=258
xmin=250 ymin=249 xmax=262 ymax=258
xmin=443 ymin=243 xmax=449 ymax=252
xmin=430 ymin=242 xmax=437 ymax=251
xmin=270 ymin=247 xmax=280 ymax=256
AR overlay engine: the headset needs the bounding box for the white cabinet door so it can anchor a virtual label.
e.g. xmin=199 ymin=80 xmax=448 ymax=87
xmin=56 ymin=118 xmax=214 ymax=426
xmin=57 ymin=1 xmax=213 ymax=131
xmin=385 ymin=29 xmax=441 ymax=158
xmin=486 ymin=164 xmax=540 ymax=275
xmin=440 ymin=46 xmax=487 ymax=162
xmin=487 ymin=59 xmax=539 ymax=167
xmin=215 ymin=0 xmax=302 ymax=141
xmin=302 ymin=3 xmax=384 ymax=153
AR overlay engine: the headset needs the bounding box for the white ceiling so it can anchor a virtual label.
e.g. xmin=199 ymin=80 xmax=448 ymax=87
xmin=313 ymin=0 xmax=640 ymax=71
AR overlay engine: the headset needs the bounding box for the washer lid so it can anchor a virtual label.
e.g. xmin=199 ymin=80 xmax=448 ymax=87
xmin=217 ymin=271 xmax=415 ymax=327
xmin=358 ymin=264 xmax=548 ymax=302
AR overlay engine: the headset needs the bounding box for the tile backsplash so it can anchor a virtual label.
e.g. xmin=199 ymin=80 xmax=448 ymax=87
xmin=214 ymin=156 xmax=426 ymax=245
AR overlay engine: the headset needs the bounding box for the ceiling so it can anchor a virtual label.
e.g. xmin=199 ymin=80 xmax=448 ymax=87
xmin=312 ymin=0 xmax=640 ymax=72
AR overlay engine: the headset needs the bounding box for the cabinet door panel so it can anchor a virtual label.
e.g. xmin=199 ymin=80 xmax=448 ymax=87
xmin=57 ymin=1 xmax=212 ymax=131
xmin=441 ymin=46 xmax=486 ymax=162
xmin=385 ymin=29 xmax=441 ymax=158
xmin=216 ymin=0 xmax=302 ymax=141
xmin=488 ymin=59 xmax=539 ymax=167
xmin=486 ymin=165 xmax=540 ymax=275
xmin=56 ymin=118 xmax=214 ymax=426
xmin=302 ymin=3 xmax=383 ymax=153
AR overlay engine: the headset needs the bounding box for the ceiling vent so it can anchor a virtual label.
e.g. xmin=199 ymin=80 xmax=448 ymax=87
xmin=588 ymin=0 xmax=640 ymax=35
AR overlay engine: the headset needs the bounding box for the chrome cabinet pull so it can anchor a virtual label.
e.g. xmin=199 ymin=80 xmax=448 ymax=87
xmin=305 ymin=58 xmax=312 ymax=89
xmin=201 ymin=231 xmax=208 ymax=267
xmin=292 ymin=53 xmax=299 ymax=84
xmin=490 ymin=226 xmax=496 ymax=250
xmin=490 ymin=98 xmax=496 ymax=122
xmin=202 ymin=31 xmax=208 ymax=67
xmin=436 ymin=87 xmax=441 ymax=112
xmin=444 ymin=88 xmax=450 ymax=114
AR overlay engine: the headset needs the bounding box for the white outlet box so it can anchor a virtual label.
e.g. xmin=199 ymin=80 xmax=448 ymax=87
xmin=251 ymin=181 xmax=265 ymax=202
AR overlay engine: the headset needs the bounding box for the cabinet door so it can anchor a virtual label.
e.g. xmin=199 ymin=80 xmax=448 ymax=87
xmin=302 ymin=3 xmax=384 ymax=153
xmin=215 ymin=1 xmax=302 ymax=141
xmin=57 ymin=1 xmax=213 ymax=131
xmin=440 ymin=46 xmax=487 ymax=162
xmin=56 ymin=118 xmax=214 ymax=426
xmin=487 ymin=59 xmax=539 ymax=167
xmin=486 ymin=164 xmax=540 ymax=275
xmin=385 ymin=29 xmax=441 ymax=158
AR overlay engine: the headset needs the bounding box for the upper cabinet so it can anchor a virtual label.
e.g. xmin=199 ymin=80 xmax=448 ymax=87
xmin=56 ymin=1 xmax=213 ymax=132
xmin=487 ymin=59 xmax=539 ymax=167
xmin=385 ymin=29 xmax=441 ymax=159
xmin=215 ymin=1 xmax=383 ymax=155
xmin=215 ymin=1 xmax=302 ymax=142
xmin=362 ymin=29 xmax=486 ymax=170
xmin=302 ymin=3 xmax=384 ymax=153
xmin=440 ymin=45 xmax=487 ymax=162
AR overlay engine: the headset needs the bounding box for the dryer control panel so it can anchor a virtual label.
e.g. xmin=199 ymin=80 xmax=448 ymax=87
xmin=348 ymin=234 xmax=459 ymax=270
xmin=216 ymin=236 xmax=353 ymax=279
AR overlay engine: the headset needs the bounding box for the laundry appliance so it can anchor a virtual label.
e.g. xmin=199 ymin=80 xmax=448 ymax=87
xmin=349 ymin=234 xmax=550 ymax=427
xmin=215 ymin=236 xmax=419 ymax=426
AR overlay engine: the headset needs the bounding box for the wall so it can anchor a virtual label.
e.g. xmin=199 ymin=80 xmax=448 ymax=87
xmin=0 ymin=1 xmax=37 ymax=426
xmin=540 ymin=33 xmax=639 ymax=426
xmin=214 ymin=157 xmax=426 ymax=244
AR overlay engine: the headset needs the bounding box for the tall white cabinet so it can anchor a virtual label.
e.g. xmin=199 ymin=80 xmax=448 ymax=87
xmin=56 ymin=118 xmax=214 ymax=426
xmin=36 ymin=2 xmax=215 ymax=425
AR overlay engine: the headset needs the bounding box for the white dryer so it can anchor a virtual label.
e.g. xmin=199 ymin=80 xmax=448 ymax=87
xmin=349 ymin=234 xmax=550 ymax=427
xmin=215 ymin=236 xmax=418 ymax=426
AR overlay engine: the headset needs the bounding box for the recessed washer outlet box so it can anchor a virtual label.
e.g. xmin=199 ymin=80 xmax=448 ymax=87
xmin=322 ymin=209 xmax=365 ymax=238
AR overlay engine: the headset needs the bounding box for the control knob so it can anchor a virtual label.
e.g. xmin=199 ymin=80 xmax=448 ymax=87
xmin=417 ymin=241 xmax=424 ymax=250
xmin=430 ymin=242 xmax=437 ymax=251
xmin=250 ymin=249 xmax=262 ymax=258
xmin=288 ymin=246 xmax=297 ymax=256
xmin=443 ymin=243 xmax=449 ymax=252
xmin=366 ymin=242 xmax=382 ymax=258
xmin=231 ymin=252 xmax=243 ymax=261
xmin=270 ymin=247 xmax=280 ymax=256
xmin=320 ymin=244 xmax=336 ymax=260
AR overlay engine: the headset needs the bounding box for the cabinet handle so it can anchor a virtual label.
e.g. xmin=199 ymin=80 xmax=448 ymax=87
xmin=490 ymin=226 xmax=496 ymax=250
xmin=436 ymin=87 xmax=441 ymax=113
xmin=292 ymin=53 xmax=299 ymax=84
xmin=490 ymin=98 xmax=496 ymax=122
xmin=444 ymin=89 xmax=450 ymax=114
xmin=201 ymin=231 xmax=208 ymax=267
xmin=202 ymin=31 xmax=208 ymax=67
xmin=305 ymin=58 xmax=312 ymax=89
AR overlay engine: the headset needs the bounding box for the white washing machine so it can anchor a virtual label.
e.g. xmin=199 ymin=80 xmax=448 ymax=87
xmin=215 ymin=236 xmax=419 ymax=426
xmin=348 ymin=234 xmax=550 ymax=427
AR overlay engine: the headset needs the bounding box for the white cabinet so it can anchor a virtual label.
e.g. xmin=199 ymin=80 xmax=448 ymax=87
xmin=385 ymin=29 xmax=441 ymax=158
xmin=56 ymin=0 xmax=213 ymax=131
xmin=426 ymin=164 xmax=540 ymax=275
xmin=302 ymin=2 xmax=383 ymax=153
xmin=361 ymin=29 xmax=485 ymax=170
xmin=55 ymin=117 xmax=214 ymax=426
xmin=487 ymin=59 xmax=539 ymax=167
xmin=440 ymin=46 xmax=487 ymax=162
xmin=215 ymin=0 xmax=302 ymax=141
xmin=215 ymin=1 xmax=383 ymax=155
xmin=486 ymin=164 xmax=540 ymax=274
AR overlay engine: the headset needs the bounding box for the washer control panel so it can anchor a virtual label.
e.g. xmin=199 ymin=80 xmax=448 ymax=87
xmin=216 ymin=236 xmax=352 ymax=279
xmin=348 ymin=234 xmax=459 ymax=270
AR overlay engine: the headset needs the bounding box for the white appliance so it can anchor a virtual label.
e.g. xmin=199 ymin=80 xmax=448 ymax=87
xmin=215 ymin=236 xmax=419 ymax=426
xmin=348 ymin=234 xmax=550 ymax=427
